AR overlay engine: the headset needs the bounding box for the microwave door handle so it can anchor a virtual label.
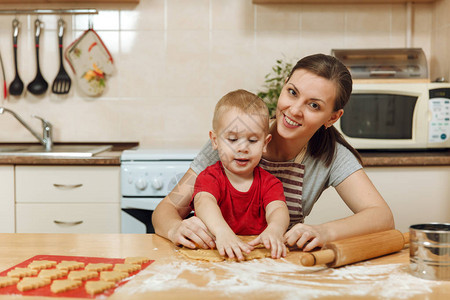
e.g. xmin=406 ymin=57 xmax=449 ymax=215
xmin=369 ymin=70 xmax=397 ymax=77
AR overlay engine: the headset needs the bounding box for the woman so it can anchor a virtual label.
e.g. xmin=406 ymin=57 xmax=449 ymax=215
xmin=152 ymin=54 xmax=394 ymax=252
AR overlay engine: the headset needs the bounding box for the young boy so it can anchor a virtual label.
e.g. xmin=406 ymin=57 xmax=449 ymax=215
xmin=192 ymin=89 xmax=289 ymax=261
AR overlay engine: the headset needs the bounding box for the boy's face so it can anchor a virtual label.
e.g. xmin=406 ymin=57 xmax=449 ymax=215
xmin=210 ymin=108 xmax=271 ymax=178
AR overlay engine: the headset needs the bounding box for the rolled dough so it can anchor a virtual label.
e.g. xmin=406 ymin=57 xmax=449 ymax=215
xmin=178 ymin=236 xmax=281 ymax=262
xmin=179 ymin=247 xmax=272 ymax=262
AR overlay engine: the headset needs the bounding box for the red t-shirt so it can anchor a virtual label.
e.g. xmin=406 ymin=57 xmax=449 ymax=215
xmin=192 ymin=161 xmax=286 ymax=235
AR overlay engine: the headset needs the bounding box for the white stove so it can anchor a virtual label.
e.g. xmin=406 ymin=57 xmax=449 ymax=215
xmin=120 ymin=149 xmax=197 ymax=233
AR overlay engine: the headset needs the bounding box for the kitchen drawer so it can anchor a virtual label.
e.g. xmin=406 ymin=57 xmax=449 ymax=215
xmin=16 ymin=166 xmax=119 ymax=203
xmin=0 ymin=165 xmax=15 ymax=233
xmin=16 ymin=203 xmax=120 ymax=233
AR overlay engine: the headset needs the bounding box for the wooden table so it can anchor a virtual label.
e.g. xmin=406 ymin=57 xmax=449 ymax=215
xmin=0 ymin=233 xmax=449 ymax=300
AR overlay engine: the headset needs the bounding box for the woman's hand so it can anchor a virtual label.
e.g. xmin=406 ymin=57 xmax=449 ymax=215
xmin=168 ymin=216 xmax=216 ymax=249
xmin=284 ymin=223 xmax=329 ymax=252
xmin=249 ymin=227 xmax=287 ymax=259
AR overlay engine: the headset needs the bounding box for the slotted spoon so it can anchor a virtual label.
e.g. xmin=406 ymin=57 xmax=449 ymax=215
xmin=52 ymin=18 xmax=71 ymax=94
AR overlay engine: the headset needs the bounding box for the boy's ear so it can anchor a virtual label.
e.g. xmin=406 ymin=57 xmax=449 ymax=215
xmin=263 ymin=134 xmax=272 ymax=153
xmin=209 ymin=130 xmax=219 ymax=150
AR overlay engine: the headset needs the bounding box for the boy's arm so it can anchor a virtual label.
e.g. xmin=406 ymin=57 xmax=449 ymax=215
xmin=249 ymin=200 xmax=289 ymax=258
xmin=194 ymin=191 xmax=253 ymax=260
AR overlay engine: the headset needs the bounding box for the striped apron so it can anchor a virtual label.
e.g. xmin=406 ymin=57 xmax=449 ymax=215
xmin=259 ymin=149 xmax=306 ymax=228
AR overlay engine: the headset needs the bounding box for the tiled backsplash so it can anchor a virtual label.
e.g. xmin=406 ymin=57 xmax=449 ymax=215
xmin=0 ymin=0 xmax=447 ymax=149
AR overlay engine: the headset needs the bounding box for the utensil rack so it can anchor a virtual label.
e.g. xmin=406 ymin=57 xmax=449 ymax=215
xmin=0 ymin=9 xmax=98 ymax=15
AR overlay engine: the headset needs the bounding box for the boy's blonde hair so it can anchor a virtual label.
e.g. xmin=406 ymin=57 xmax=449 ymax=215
xmin=212 ymin=89 xmax=269 ymax=134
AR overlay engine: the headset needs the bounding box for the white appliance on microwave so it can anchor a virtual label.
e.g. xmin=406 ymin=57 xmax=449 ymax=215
xmin=335 ymin=82 xmax=450 ymax=150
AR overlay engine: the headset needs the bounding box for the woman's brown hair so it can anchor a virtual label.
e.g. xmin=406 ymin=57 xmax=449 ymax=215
xmin=287 ymin=54 xmax=362 ymax=166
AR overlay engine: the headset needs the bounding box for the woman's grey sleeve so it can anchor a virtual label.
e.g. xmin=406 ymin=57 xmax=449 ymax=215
xmin=190 ymin=140 xmax=220 ymax=175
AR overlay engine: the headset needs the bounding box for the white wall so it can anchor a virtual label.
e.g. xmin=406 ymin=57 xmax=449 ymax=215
xmin=0 ymin=0 xmax=438 ymax=149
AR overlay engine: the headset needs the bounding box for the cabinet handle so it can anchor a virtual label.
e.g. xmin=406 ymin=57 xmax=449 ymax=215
xmin=53 ymin=220 xmax=83 ymax=226
xmin=53 ymin=183 xmax=83 ymax=189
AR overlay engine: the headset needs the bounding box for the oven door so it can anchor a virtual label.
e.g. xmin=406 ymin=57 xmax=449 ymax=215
xmin=121 ymin=197 xmax=163 ymax=233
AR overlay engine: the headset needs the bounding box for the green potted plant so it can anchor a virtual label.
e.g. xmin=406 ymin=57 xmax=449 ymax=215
xmin=257 ymin=58 xmax=293 ymax=117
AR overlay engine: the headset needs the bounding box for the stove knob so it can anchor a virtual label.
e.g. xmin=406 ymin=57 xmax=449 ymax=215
xmin=135 ymin=178 xmax=148 ymax=191
xmin=151 ymin=178 xmax=163 ymax=190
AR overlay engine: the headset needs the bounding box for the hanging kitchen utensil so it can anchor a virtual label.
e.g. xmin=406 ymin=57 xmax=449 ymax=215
xmin=51 ymin=18 xmax=71 ymax=95
xmin=65 ymin=21 xmax=114 ymax=97
xmin=9 ymin=18 xmax=24 ymax=96
xmin=27 ymin=19 xmax=48 ymax=95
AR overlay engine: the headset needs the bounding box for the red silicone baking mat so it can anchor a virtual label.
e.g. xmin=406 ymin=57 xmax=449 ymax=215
xmin=0 ymin=255 xmax=154 ymax=298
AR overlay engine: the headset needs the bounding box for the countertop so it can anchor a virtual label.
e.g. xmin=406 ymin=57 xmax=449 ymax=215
xmin=0 ymin=143 xmax=138 ymax=166
xmin=0 ymin=143 xmax=448 ymax=166
xmin=0 ymin=233 xmax=448 ymax=300
xmin=359 ymin=149 xmax=450 ymax=167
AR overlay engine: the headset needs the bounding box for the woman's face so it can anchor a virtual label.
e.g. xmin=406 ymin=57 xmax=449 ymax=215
xmin=275 ymin=69 xmax=343 ymax=142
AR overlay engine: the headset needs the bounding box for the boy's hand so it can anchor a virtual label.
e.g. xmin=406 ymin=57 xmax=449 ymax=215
xmin=248 ymin=226 xmax=287 ymax=259
xmin=215 ymin=230 xmax=254 ymax=261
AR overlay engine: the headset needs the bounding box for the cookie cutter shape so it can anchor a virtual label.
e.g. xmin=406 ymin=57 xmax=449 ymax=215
xmin=28 ymin=260 xmax=57 ymax=270
xmin=0 ymin=276 xmax=19 ymax=288
xmin=7 ymin=268 xmax=38 ymax=278
xmin=124 ymin=257 xmax=150 ymax=265
xmin=99 ymin=271 xmax=128 ymax=283
xmin=85 ymin=280 xmax=115 ymax=295
xmin=56 ymin=260 xmax=85 ymax=271
xmin=50 ymin=279 xmax=83 ymax=293
xmin=38 ymin=269 xmax=68 ymax=280
xmin=17 ymin=277 xmax=51 ymax=292
xmin=67 ymin=270 xmax=98 ymax=281
xmin=85 ymin=263 xmax=113 ymax=272
xmin=113 ymin=263 xmax=141 ymax=274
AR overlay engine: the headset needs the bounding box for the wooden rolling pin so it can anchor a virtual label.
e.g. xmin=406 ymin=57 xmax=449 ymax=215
xmin=301 ymin=229 xmax=409 ymax=268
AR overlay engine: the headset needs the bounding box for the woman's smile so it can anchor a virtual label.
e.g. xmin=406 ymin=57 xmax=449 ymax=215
xmin=283 ymin=113 xmax=301 ymax=128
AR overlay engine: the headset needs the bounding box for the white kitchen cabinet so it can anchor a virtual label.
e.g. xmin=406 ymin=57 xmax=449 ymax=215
xmin=16 ymin=203 xmax=119 ymax=234
xmin=15 ymin=165 xmax=120 ymax=234
xmin=306 ymin=166 xmax=450 ymax=233
xmin=0 ymin=165 xmax=15 ymax=233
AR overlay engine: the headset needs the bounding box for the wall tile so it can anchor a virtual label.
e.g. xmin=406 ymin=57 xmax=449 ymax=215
xmin=300 ymin=4 xmax=345 ymax=55
xmin=255 ymin=4 xmax=300 ymax=31
xmin=120 ymin=0 xmax=165 ymax=31
xmin=211 ymin=0 xmax=254 ymax=31
xmin=210 ymin=30 xmax=258 ymax=98
xmin=118 ymin=30 xmax=166 ymax=98
xmin=164 ymin=30 xmax=210 ymax=97
xmin=74 ymin=10 xmax=120 ymax=31
xmin=166 ymin=0 xmax=209 ymax=31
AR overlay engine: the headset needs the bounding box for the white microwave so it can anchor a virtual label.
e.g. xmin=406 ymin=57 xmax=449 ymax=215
xmin=335 ymin=82 xmax=450 ymax=150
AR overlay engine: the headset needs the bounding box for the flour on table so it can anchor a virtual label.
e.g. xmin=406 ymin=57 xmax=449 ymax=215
xmin=116 ymin=256 xmax=441 ymax=300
